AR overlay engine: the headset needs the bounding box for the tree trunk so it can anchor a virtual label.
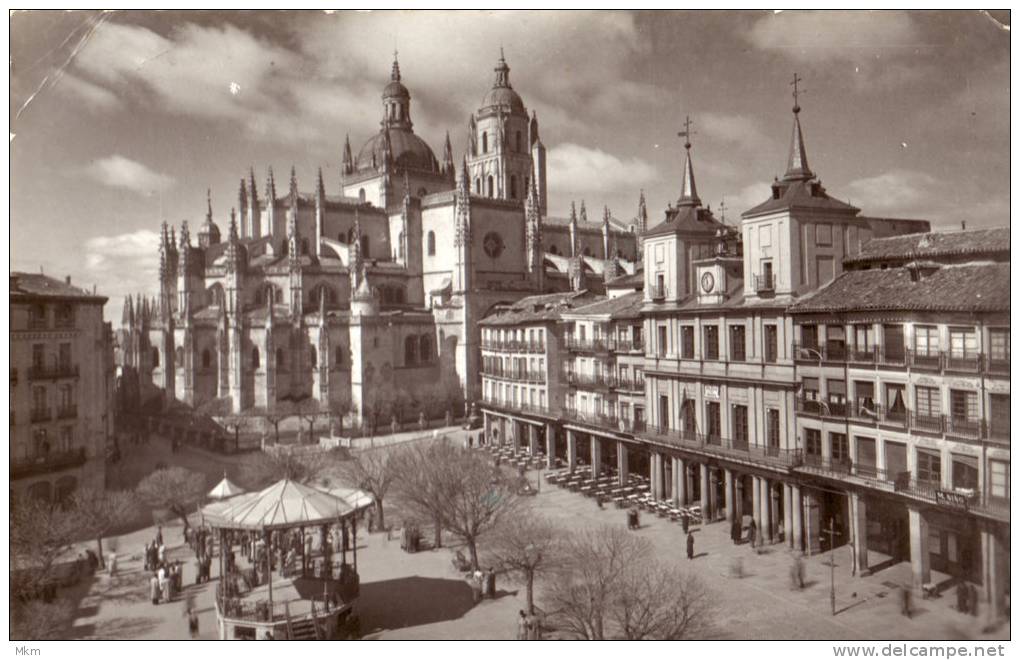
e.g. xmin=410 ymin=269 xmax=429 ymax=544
xmin=374 ymin=499 xmax=385 ymax=531
xmin=526 ymin=571 xmax=535 ymax=615
xmin=96 ymin=536 xmax=106 ymax=569
xmin=234 ymin=428 xmax=240 ymax=451
xmin=273 ymin=421 xmax=280 ymax=443
xmin=467 ymin=538 xmax=479 ymax=571
xmin=433 ymin=515 xmax=442 ymax=548
xmin=173 ymin=505 xmax=190 ymax=533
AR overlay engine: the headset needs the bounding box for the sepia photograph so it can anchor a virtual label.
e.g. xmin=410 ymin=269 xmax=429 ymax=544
xmin=7 ymin=8 xmax=1012 ymax=651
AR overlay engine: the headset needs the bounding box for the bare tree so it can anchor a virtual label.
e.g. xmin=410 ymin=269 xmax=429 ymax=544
xmin=543 ymin=526 xmax=711 ymax=640
xmin=390 ymin=439 xmax=456 ymax=548
xmin=482 ymin=511 xmax=562 ymax=615
xmin=241 ymin=447 xmax=331 ymax=487
xmin=543 ymin=525 xmax=641 ymax=640
xmin=434 ymin=444 xmax=521 ymax=570
xmin=10 ymin=598 xmax=74 ymax=641
xmin=135 ymin=466 xmax=206 ymax=532
xmin=334 ymin=445 xmax=400 ymax=530
xmin=70 ymin=488 xmax=138 ymax=569
xmin=221 ymin=415 xmax=247 ymax=451
xmin=609 ymin=563 xmax=709 ymax=640
xmin=329 ymin=392 xmax=355 ymax=437
xmin=294 ymin=396 xmax=327 ymax=441
xmin=10 ymin=498 xmax=82 ymax=601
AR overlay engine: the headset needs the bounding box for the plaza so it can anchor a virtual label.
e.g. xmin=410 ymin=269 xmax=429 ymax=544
xmin=55 ymin=430 xmax=1006 ymax=641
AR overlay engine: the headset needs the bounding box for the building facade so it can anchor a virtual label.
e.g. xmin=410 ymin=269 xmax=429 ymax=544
xmin=10 ymin=273 xmax=114 ymax=502
xmin=117 ymin=53 xmax=639 ymax=420
xmin=478 ymin=96 xmax=1009 ymax=616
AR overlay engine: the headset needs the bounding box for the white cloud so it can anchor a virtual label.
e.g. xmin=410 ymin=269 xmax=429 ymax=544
xmin=547 ymin=143 xmax=658 ymax=196
xmin=845 ymin=169 xmax=938 ymax=215
xmin=82 ymin=229 xmax=162 ymax=320
xmin=85 ymin=155 xmax=175 ymax=195
xmin=747 ymin=11 xmax=920 ymax=62
xmin=725 ymin=182 xmax=773 ymax=218
xmin=699 ymin=113 xmax=770 ymax=147
xmin=57 ymin=73 xmax=122 ymax=111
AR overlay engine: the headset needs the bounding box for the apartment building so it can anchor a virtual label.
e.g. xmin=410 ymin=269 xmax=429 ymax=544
xmin=10 ymin=273 xmax=114 ymax=502
xmin=789 ymin=227 xmax=1009 ymax=615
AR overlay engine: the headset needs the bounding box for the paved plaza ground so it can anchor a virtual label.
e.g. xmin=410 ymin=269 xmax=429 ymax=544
xmin=59 ymin=430 xmax=1009 ymax=640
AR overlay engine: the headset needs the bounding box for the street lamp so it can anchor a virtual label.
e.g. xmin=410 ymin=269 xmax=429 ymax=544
xmin=825 ymin=517 xmax=837 ymax=616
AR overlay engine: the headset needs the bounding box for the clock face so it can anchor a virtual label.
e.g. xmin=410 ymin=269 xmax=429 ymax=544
xmin=701 ymin=271 xmax=715 ymax=293
xmin=483 ymin=232 xmax=505 ymax=259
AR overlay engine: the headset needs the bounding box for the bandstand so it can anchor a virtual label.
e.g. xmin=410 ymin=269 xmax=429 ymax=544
xmin=200 ymin=478 xmax=372 ymax=640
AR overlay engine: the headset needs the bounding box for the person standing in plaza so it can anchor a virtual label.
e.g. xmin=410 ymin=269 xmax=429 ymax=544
xmin=731 ymin=516 xmax=742 ymax=545
xmin=150 ymin=574 xmax=160 ymax=605
xmin=516 ymin=610 xmax=528 ymax=640
xmin=187 ymin=608 xmax=199 ymax=639
xmin=156 ymin=526 xmax=163 ymax=546
xmin=686 ymin=531 xmax=695 ymax=560
xmin=748 ymin=519 xmax=757 ymax=550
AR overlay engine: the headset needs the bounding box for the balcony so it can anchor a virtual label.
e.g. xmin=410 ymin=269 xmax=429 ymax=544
xmin=11 ymin=447 xmax=87 ymax=480
xmin=565 ymin=337 xmax=614 ymax=354
xmin=894 ymin=474 xmax=979 ymax=510
xmin=987 ymin=356 xmax=1010 ymax=375
xmin=481 ymin=368 xmax=546 ymax=384
xmin=614 ymin=377 xmax=644 ymax=393
xmin=907 ymin=350 xmax=942 ymax=371
xmin=911 ymin=412 xmax=945 ymax=434
xmin=848 ymin=347 xmax=878 ymax=364
xmin=798 ymin=456 xmax=897 ymax=486
xmin=946 ymin=416 xmax=983 ymax=439
xmin=56 ymin=405 xmax=78 ymax=420
xmin=480 ymin=340 xmax=545 ymax=353
xmin=754 ymin=273 xmax=774 ymax=293
xmin=30 ymin=407 xmax=52 ymax=423
xmin=945 ymin=353 xmax=982 ymax=373
xmin=795 ymin=396 xmax=849 ymax=419
xmin=28 ymin=363 xmax=80 ymax=381
xmin=615 ymin=338 xmax=644 ymax=353
xmin=649 ymin=284 xmax=665 ymax=301
xmin=641 ymin=425 xmax=803 ymax=469
xmin=480 ymin=397 xmax=554 ymax=418
xmin=564 ymin=371 xmax=617 ymax=390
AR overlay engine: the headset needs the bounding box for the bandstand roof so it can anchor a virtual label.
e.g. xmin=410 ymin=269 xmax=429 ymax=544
xmin=323 ymin=485 xmax=375 ymax=512
xmin=208 ymin=475 xmax=246 ymax=500
xmin=203 ymin=478 xmax=357 ymax=531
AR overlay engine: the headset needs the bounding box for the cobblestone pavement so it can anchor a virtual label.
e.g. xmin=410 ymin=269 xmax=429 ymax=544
xmin=65 ymin=438 xmax=1008 ymax=640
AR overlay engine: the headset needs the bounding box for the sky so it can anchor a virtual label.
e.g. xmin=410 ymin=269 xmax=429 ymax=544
xmin=9 ymin=10 xmax=1011 ymax=322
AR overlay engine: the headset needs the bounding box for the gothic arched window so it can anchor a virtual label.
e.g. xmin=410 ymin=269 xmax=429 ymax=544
xmin=152 ymin=348 xmax=160 ymax=367
xmin=515 ymin=131 xmax=522 ymax=153
xmin=361 ymin=235 xmax=370 ymax=258
xmin=475 ymin=178 xmax=481 ymax=195
xmin=202 ymin=349 xmax=211 ymax=369
xmin=482 ymin=131 xmax=488 ymax=153
xmin=251 ymin=347 xmax=260 ymax=369
xmin=510 ymin=175 xmax=517 ymax=200
xmin=398 ymin=232 xmax=405 ymax=260
xmin=420 ymin=335 xmax=432 ymax=363
xmin=174 ymin=347 xmax=184 ymax=368
xmin=310 ymin=347 xmax=317 ymax=368
xmin=427 ymin=231 xmax=436 ymax=256
xmin=301 ymin=238 xmax=309 ymax=255
xmin=358 ymin=188 xmax=366 ymax=203
xmin=335 ymin=348 xmax=343 ymax=368
xmin=487 ymin=176 xmax=494 ymax=198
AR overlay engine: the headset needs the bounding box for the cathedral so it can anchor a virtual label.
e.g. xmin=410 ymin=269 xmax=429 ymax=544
xmin=117 ymin=52 xmax=641 ymax=418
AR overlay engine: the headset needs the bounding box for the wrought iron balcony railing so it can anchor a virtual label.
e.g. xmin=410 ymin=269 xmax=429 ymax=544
xmin=754 ymin=273 xmax=774 ymax=292
xmin=28 ymin=364 xmax=80 ymax=380
xmin=11 ymin=447 xmax=87 ymax=479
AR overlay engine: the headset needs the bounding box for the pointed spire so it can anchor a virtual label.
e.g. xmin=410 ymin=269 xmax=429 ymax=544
xmin=288 ymin=166 xmax=299 ymax=208
xmin=637 ymin=189 xmax=648 ymax=233
xmin=529 ymin=110 xmax=540 ymax=146
xmin=579 ymin=200 xmax=587 ymax=224
xmin=603 ymin=205 xmax=611 ymax=227
xmin=248 ymin=167 xmax=258 ymax=206
xmin=342 ymin=134 xmax=353 ymax=175
xmin=179 ymin=221 xmax=191 ymax=248
xmin=677 ymin=115 xmax=701 ymax=207
xmin=204 ymin=189 xmax=213 ymax=223
xmin=239 ymin=178 xmax=248 ymax=215
xmin=391 ymin=50 xmax=401 ymax=82
xmin=493 ymin=48 xmax=511 ymax=88
xmin=122 ymin=293 xmax=132 ymax=325
xmin=316 ymin=167 xmax=326 ymax=202
xmin=229 ymin=208 xmax=239 ymax=241
xmin=266 ymin=166 xmax=277 ymax=202
xmin=784 ymin=75 xmax=813 ymax=182
xmin=443 ymin=131 xmax=454 ymax=174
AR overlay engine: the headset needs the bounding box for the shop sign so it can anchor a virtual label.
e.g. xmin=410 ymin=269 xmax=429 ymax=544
xmin=934 ymin=490 xmax=971 ymax=511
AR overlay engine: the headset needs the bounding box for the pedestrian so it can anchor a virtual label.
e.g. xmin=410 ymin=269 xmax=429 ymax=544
xmin=486 ymin=567 xmax=497 ymax=598
xmin=187 ymin=608 xmax=200 ymax=639
xmin=156 ymin=526 xmax=164 ymax=547
xmin=748 ymin=519 xmax=757 ymax=550
xmin=516 ymin=610 xmax=528 ymax=640
xmin=686 ymin=531 xmax=695 ymax=560
xmin=790 ymin=554 xmax=805 ymax=590
xmin=108 ymin=551 xmax=118 ymax=576
xmin=526 ymin=612 xmax=540 ymax=640
xmin=149 ymin=574 xmax=160 ymax=605
xmin=681 ymin=512 xmax=689 ymax=534
xmin=158 ymin=542 xmax=166 ymax=565
xmin=731 ymin=516 xmax=742 ymax=545
xmin=900 ymin=586 xmax=913 ymax=619
xmin=958 ymin=581 xmax=969 ymax=614
xmin=968 ymin=583 xmax=979 ymax=618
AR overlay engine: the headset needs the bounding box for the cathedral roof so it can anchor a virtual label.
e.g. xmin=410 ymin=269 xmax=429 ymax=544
xmin=480 ymin=51 xmax=525 ymax=115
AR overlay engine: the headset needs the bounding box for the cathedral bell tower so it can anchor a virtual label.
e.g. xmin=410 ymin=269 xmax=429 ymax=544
xmin=466 ymin=51 xmax=540 ymax=205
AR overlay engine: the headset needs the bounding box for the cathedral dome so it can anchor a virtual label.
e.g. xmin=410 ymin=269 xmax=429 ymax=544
xmin=355 ymin=129 xmax=440 ymax=174
xmin=481 ymin=86 xmax=525 ymax=114
xmin=383 ymin=79 xmax=410 ymax=100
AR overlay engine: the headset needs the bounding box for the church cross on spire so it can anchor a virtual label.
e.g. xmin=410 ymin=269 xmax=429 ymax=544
xmin=783 ymin=73 xmax=814 ymax=181
xmin=678 ymin=115 xmax=695 ymax=150
xmin=677 ymin=115 xmax=700 ymax=207
xmin=791 ymin=72 xmax=803 ymax=113
xmin=391 ymin=50 xmax=401 ymax=81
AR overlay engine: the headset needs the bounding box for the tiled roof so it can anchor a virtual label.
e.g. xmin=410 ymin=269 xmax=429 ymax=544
xmin=742 ymin=179 xmax=859 ymax=218
xmin=544 ymin=214 xmax=633 ymax=234
xmin=566 ymin=290 xmax=644 ymax=319
xmin=642 ymin=205 xmax=727 ymax=238
xmin=10 ymin=272 xmax=105 ymax=301
xmin=845 ymin=227 xmax=1010 ymax=264
xmin=479 ymin=290 xmax=594 ymax=326
xmin=606 ymin=271 xmax=644 ymax=288
xmin=789 ymin=263 xmax=1010 ymax=314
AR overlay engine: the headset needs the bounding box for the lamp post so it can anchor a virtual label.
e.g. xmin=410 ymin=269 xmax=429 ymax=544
xmin=825 ymin=517 xmax=837 ymax=616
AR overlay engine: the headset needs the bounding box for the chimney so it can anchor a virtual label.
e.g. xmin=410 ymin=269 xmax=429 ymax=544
xmin=961 ymin=220 xmax=967 ymax=231
xmin=65 ymin=275 xmax=71 ymax=284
